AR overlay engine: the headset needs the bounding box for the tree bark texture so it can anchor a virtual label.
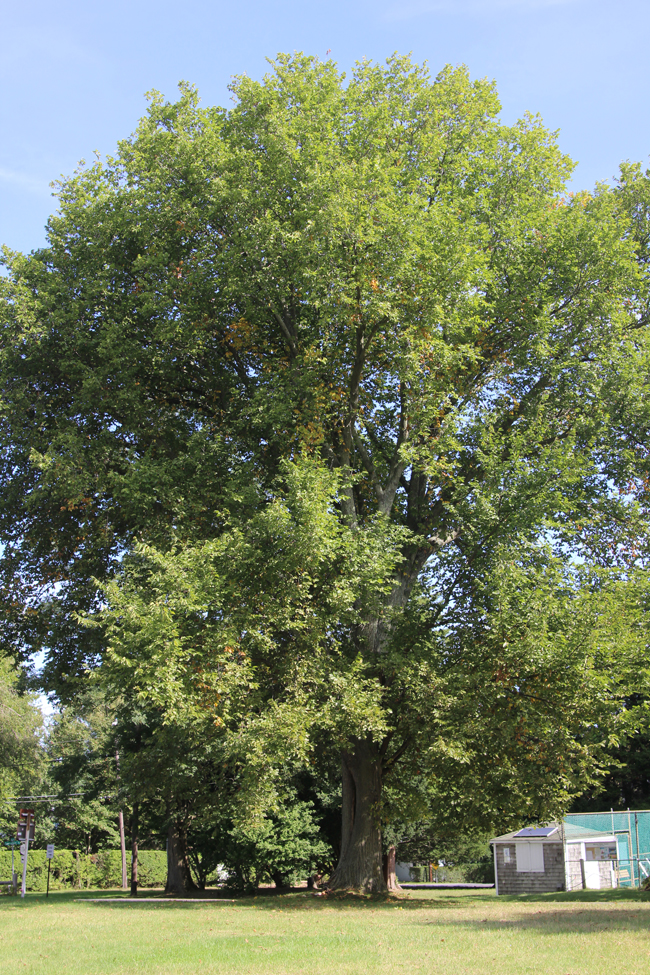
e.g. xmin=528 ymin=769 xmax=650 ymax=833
xmin=165 ymin=821 xmax=196 ymax=896
xmin=383 ymin=845 xmax=400 ymax=891
xmin=130 ymin=802 xmax=139 ymax=898
xmin=329 ymin=738 xmax=385 ymax=892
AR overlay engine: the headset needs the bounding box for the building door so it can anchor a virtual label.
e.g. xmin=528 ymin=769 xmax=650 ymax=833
xmin=616 ymin=833 xmax=632 ymax=888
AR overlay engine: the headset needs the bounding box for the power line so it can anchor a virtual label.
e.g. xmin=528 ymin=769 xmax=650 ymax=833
xmin=2 ymin=793 xmax=112 ymax=803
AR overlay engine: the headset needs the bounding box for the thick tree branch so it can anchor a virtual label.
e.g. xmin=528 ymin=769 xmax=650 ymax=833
xmin=383 ymin=736 xmax=413 ymax=773
xmin=270 ymin=307 xmax=297 ymax=360
xmin=351 ymin=426 xmax=384 ymax=502
xmin=377 ymin=383 xmax=410 ymax=516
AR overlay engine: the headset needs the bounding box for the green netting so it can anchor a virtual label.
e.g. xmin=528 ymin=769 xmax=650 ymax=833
xmin=565 ymin=810 xmax=650 ymax=887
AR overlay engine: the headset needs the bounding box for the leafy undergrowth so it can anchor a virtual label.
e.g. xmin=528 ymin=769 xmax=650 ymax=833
xmin=3 ymin=887 xmax=650 ymax=974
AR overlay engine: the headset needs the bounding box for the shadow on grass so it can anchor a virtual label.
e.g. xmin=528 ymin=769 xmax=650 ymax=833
xmin=234 ymin=887 xmax=650 ymax=915
xmin=411 ymin=888 xmax=650 ymax=933
xmin=0 ymin=888 xmax=478 ymax=911
xmin=0 ymin=889 xmax=163 ymax=909
xmin=501 ymin=888 xmax=649 ymax=903
xmin=4 ymin=886 xmax=648 ymax=918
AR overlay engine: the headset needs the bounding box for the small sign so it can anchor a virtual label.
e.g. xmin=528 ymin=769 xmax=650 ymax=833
xmin=46 ymin=844 xmax=54 ymax=860
xmin=4 ymin=839 xmax=21 ymax=848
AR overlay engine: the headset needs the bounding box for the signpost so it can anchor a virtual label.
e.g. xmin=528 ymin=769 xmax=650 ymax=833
xmin=46 ymin=844 xmax=54 ymax=898
xmin=17 ymin=810 xmax=35 ymax=899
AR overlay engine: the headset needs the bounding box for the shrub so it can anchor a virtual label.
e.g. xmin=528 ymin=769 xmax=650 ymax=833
xmin=0 ymin=849 xmax=167 ymax=891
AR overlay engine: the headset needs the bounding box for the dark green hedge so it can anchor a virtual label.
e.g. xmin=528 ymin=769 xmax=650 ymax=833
xmin=0 ymin=850 xmax=167 ymax=891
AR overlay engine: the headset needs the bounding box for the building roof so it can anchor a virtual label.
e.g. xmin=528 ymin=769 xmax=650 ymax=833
xmin=563 ymin=822 xmax=616 ymax=842
xmin=491 ymin=822 xmax=616 ymax=844
xmin=491 ymin=824 xmax=561 ymax=844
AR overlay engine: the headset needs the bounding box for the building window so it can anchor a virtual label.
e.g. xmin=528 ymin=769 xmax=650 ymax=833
xmin=585 ymin=844 xmax=617 ymax=861
xmin=503 ymin=847 xmax=511 ymax=864
xmin=516 ymin=843 xmax=545 ymax=872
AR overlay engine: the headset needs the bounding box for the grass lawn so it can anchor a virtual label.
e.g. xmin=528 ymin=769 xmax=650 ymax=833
xmin=2 ymin=886 xmax=650 ymax=975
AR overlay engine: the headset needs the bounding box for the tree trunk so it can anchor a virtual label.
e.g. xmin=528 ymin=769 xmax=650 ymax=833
xmin=329 ymin=738 xmax=385 ymax=892
xmin=165 ymin=821 xmax=196 ymax=896
xmin=383 ymin=844 xmax=400 ymax=892
xmin=272 ymin=871 xmax=289 ymax=890
xmin=130 ymin=801 xmax=139 ymax=898
xmin=327 ymin=565 xmax=424 ymax=893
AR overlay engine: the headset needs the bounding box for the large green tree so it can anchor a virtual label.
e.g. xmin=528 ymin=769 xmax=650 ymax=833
xmin=98 ymin=464 xmax=646 ymax=889
xmin=2 ymin=55 xmax=650 ymax=889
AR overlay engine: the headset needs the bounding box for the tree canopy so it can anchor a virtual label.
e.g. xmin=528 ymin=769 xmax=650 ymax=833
xmin=2 ymin=54 xmax=650 ymax=890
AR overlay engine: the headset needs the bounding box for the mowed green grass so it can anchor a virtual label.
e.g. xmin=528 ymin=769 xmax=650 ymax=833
xmin=2 ymin=887 xmax=650 ymax=975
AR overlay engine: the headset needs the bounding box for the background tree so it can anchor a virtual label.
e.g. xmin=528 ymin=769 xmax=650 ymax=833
xmin=570 ymin=712 xmax=650 ymax=813
xmin=216 ymin=794 xmax=331 ymax=891
xmin=392 ymin=826 xmax=494 ymax=884
xmin=44 ymin=688 xmax=121 ymax=853
xmin=0 ymin=659 xmax=44 ymax=841
xmin=2 ymin=54 xmax=650 ymax=889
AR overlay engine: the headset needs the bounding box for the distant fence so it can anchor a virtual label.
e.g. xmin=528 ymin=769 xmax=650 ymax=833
xmin=0 ymin=850 xmax=167 ymax=892
xmin=406 ymin=862 xmax=494 ymax=885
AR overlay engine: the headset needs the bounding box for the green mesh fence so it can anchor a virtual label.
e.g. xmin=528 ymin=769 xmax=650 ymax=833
xmin=564 ymin=811 xmax=650 ymax=888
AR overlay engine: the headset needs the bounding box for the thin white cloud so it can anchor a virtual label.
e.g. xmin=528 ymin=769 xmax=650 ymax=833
xmin=384 ymin=0 xmax=578 ymax=21
xmin=0 ymin=168 xmax=53 ymax=197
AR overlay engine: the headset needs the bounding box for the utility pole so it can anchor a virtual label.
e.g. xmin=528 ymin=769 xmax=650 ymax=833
xmin=130 ymin=800 xmax=139 ymax=898
xmin=116 ymin=750 xmax=127 ymax=890
xmin=17 ymin=810 xmax=35 ymax=899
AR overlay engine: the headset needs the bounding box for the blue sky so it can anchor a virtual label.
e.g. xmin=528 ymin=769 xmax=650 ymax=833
xmin=2 ymin=0 xmax=649 ymax=255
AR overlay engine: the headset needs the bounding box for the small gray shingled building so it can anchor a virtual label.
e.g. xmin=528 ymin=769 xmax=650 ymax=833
xmin=490 ymin=823 xmax=620 ymax=895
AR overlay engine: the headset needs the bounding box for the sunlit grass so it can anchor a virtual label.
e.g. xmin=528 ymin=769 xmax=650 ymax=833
xmin=3 ymin=886 xmax=650 ymax=974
